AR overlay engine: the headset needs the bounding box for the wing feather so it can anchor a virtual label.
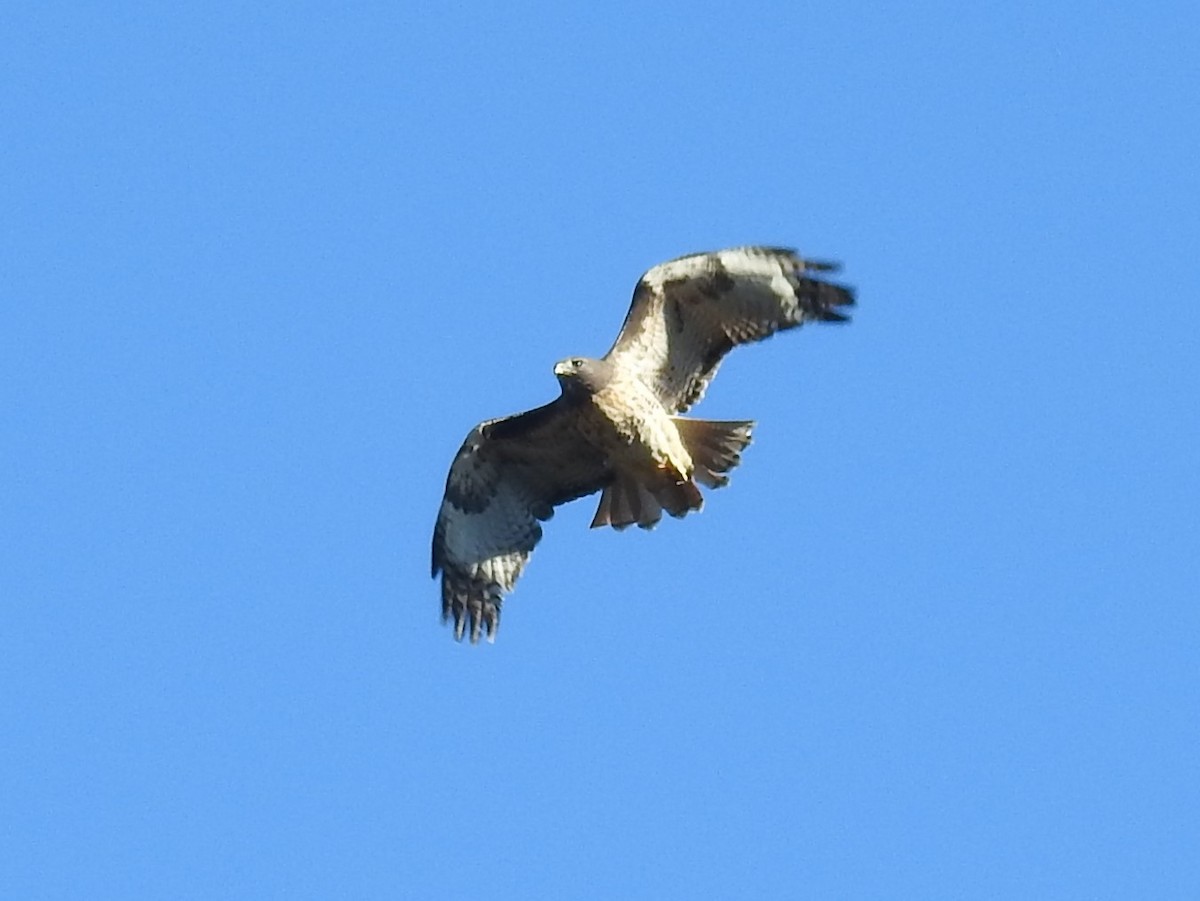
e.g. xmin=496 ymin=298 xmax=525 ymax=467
xmin=431 ymin=400 xmax=610 ymax=642
xmin=603 ymin=246 xmax=855 ymax=412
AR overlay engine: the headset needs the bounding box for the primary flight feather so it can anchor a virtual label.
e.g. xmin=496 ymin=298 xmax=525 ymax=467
xmin=431 ymin=246 xmax=855 ymax=642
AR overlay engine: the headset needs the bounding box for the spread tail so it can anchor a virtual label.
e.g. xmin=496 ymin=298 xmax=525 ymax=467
xmin=671 ymin=417 xmax=754 ymax=488
xmin=589 ymin=418 xmax=753 ymax=531
xmin=590 ymin=473 xmax=665 ymax=531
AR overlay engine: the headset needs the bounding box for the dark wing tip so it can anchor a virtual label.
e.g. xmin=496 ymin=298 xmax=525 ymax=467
xmin=442 ymin=575 xmax=502 ymax=644
xmin=800 ymin=276 xmax=856 ymax=323
xmin=730 ymin=247 xmax=853 ymax=317
xmin=801 ymin=257 xmax=843 ymax=273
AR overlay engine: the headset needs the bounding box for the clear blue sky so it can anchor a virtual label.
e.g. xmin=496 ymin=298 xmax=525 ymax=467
xmin=4 ymin=2 xmax=1198 ymax=898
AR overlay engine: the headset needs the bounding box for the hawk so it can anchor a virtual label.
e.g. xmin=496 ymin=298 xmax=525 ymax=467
xmin=431 ymin=246 xmax=854 ymax=642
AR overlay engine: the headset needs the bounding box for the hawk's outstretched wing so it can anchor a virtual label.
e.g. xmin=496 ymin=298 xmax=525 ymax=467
xmin=603 ymin=247 xmax=855 ymax=413
xmin=431 ymin=401 xmax=610 ymax=643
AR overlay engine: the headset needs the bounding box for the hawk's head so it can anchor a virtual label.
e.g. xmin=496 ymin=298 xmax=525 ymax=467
xmin=554 ymin=356 xmax=614 ymax=398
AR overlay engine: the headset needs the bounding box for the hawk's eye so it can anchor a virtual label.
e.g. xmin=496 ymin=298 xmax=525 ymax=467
xmin=572 ymin=359 xmax=583 ymax=368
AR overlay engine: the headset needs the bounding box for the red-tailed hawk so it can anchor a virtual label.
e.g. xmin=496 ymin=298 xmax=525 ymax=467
xmin=432 ymin=246 xmax=854 ymax=642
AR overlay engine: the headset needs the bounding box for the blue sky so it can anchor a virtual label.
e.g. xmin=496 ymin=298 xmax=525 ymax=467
xmin=4 ymin=2 xmax=1198 ymax=898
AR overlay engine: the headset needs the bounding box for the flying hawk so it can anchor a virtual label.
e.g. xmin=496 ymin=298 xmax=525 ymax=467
xmin=432 ymin=246 xmax=854 ymax=642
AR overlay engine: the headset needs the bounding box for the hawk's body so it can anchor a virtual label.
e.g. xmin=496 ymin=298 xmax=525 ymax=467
xmin=580 ymin=367 xmax=693 ymax=487
xmin=432 ymin=246 xmax=855 ymax=642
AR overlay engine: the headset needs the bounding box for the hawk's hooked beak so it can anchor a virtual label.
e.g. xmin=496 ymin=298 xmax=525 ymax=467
xmin=553 ymin=361 xmax=571 ymax=379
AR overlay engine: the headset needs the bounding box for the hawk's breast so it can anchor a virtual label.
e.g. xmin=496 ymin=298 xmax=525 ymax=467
xmin=582 ymin=374 xmax=692 ymax=478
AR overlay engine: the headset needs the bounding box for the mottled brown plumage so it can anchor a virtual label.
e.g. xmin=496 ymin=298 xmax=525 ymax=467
xmin=432 ymin=246 xmax=854 ymax=642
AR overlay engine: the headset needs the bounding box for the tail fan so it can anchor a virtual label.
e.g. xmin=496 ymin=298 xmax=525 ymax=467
xmin=671 ymin=418 xmax=754 ymax=488
xmin=589 ymin=418 xmax=753 ymax=531
xmin=590 ymin=474 xmax=665 ymax=530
